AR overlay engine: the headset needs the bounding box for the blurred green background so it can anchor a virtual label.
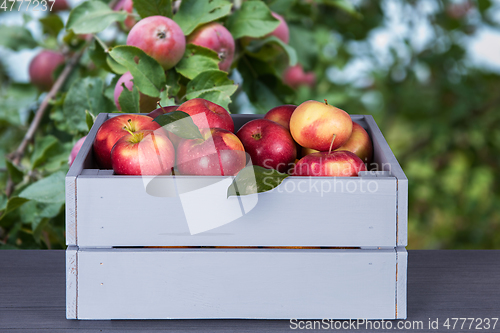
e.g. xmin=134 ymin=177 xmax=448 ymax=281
xmin=1 ymin=0 xmax=499 ymax=249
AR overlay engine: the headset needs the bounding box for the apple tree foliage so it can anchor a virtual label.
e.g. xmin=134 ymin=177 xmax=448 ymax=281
xmin=1 ymin=0 xmax=500 ymax=249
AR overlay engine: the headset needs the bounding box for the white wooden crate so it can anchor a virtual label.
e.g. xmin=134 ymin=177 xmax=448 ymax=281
xmin=66 ymin=114 xmax=408 ymax=320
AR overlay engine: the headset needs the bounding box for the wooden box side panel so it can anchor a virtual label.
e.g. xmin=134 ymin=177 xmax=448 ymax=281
xmin=66 ymin=113 xmax=109 ymax=246
xmin=66 ymin=246 xmax=78 ymax=319
xmin=76 ymin=176 xmax=397 ymax=247
xmin=364 ymin=116 xmax=408 ymax=247
xmin=76 ymin=248 xmax=397 ymax=319
xmin=396 ymin=247 xmax=408 ymax=319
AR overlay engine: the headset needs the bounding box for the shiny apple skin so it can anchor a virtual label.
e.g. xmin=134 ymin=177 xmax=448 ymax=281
xmin=111 ymin=130 xmax=175 ymax=175
xmin=263 ymin=105 xmax=296 ymax=130
xmin=177 ymin=98 xmax=234 ymax=133
xmin=290 ymin=100 xmax=352 ymax=152
xmin=187 ymin=22 xmax=235 ymax=72
xmin=334 ymin=122 xmax=373 ymax=163
xmin=236 ymin=119 xmax=297 ymax=173
xmin=293 ymin=150 xmax=367 ymax=177
xmin=176 ymin=128 xmax=246 ymax=176
xmin=93 ymin=114 xmax=161 ymax=169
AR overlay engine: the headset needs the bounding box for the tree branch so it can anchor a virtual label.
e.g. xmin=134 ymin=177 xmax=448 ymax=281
xmin=5 ymin=50 xmax=84 ymax=197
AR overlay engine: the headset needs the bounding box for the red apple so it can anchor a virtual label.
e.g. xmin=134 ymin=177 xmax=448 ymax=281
xmin=29 ymin=50 xmax=65 ymax=91
xmin=293 ymin=151 xmax=367 ymax=177
xmin=177 ymin=98 xmax=234 ymax=133
xmin=176 ymin=128 xmax=246 ymax=176
xmin=263 ymin=105 xmax=296 ymax=130
xmin=122 ymin=0 xmax=136 ymax=30
xmin=111 ymin=130 xmax=175 ymax=175
xmin=290 ymin=100 xmax=352 ymax=152
xmin=51 ymin=0 xmax=69 ymax=11
xmin=236 ymin=119 xmax=296 ymax=173
xmin=146 ymin=105 xmax=179 ymax=119
xmin=68 ymin=136 xmax=87 ymax=166
xmin=93 ymin=114 xmax=162 ymax=169
xmin=283 ymin=64 xmax=316 ymax=89
xmin=114 ymin=72 xmax=159 ymax=112
xmin=187 ymin=22 xmax=235 ymax=72
xmin=126 ymin=16 xmax=185 ymax=70
xmin=268 ymin=12 xmax=289 ymax=43
xmin=334 ymin=122 xmax=373 ymax=163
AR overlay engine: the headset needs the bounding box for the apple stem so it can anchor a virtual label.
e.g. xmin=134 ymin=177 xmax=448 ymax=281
xmin=328 ymin=134 xmax=337 ymax=154
xmin=324 ymin=99 xmax=328 ymax=105
xmin=157 ymin=101 xmax=167 ymax=114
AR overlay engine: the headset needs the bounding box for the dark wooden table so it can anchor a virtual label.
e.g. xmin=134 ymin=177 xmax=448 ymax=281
xmin=1 ymin=250 xmax=499 ymax=332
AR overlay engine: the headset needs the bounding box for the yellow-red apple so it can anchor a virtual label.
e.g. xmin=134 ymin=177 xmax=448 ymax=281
xmin=290 ymin=100 xmax=352 ymax=151
xmin=334 ymin=122 xmax=373 ymax=163
xmin=176 ymin=128 xmax=245 ymax=176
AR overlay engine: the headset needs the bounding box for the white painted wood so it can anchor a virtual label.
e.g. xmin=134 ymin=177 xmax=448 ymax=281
xmin=364 ymin=116 xmax=408 ymax=247
xmin=396 ymin=247 xmax=408 ymax=319
xmin=66 ymin=113 xmax=108 ymax=245
xmin=75 ymin=248 xmax=397 ymax=319
xmin=76 ymin=176 xmax=396 ymax=247
xmin=66 ymin=246 xmax=78 ymax=319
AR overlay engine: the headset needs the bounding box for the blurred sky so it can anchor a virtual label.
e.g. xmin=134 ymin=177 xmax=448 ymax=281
xmin=1 ymin=0 xmax=500 ymax=84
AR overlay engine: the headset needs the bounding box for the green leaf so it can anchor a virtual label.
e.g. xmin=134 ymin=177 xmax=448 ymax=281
xmin=30 ymin=135 xmax=59 ymax=169
xmin=118 ymin=83 xmax=141 ymax=113
xmin=19 ymin=171 xmax=65 ymax=204
xmin=185 ymin=70 xmax=238 ymax=110
xmin=134 ymin=0 xmax=172 ymax=19
xmin=237 ymin=56 xmax=294 ymax=113
xmin=154 ymin=111 xmax=203 ymax=139
xmin=159 ymin=89 xmax=176 ymax=107
xmin=165 ymin=69 xmax=181 ymax=98
xmin=0 ymin=197 xmax=29 ymax=223
xmin=108 ymin=46 xmax=167 ymax=98
xmin=20 ymin=201 xmax=63 ymax=242
xmin=5 ymin=160 xmax=23 ymax=184
xmin=321 ymin=0 xmax=362 ymax=18
xmin=226 ymin=1 xmax=280 ymax=39
xmin=175 ymin=44 xmax=220 ymax=80
xmin=89 ymin=39 xmax=112 ymax=72
xmin=0 ymin=26 xmax=37 ymax=51
xmin=66 ymin=1 xmax=127 ymax=34
xmin=39 ymin=14 xmax=64 ymax=37
xmin=173 ymin=0 xmax=232 ymax=35
xmin=227 ymin=166 xmax=289 ymax=197
xmin=86 ymin=110 xmax=96 ymax=131
xmin=62 ymin=77 xmax=115 ymax=134
xmin=245 ymin=35 xmax=298 ymax=66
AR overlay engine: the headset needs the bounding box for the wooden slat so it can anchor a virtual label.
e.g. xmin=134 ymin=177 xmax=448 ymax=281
xmin=76 ymin=248 xmax=397 ymax=319
xmin=75 ymin=176 xmax=397 ymax=247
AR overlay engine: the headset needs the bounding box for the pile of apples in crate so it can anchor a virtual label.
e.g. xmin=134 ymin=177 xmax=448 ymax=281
xmin=88 ymin=98 xmax=373 ymax=178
